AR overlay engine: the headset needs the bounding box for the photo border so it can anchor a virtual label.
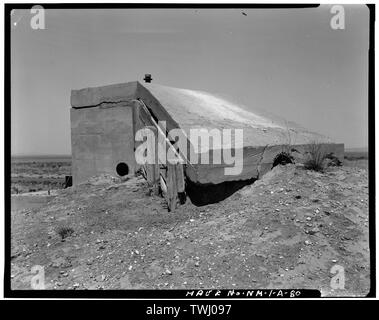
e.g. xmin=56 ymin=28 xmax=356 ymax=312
xmin=3 ymin=2 xmax=375 ymax=299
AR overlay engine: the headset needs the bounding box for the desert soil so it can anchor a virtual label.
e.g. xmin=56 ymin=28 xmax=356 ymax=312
xmin=10 ymin=162 xmax=370 ymax=296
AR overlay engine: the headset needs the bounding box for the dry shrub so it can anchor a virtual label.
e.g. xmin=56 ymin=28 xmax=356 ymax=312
xmin=272 ymin=151 xmax=294 ymax=168
xmin=304 ymin=142 xmax=327 ymax=172
xmin=56 ymin=225 xmax=74 ymax=240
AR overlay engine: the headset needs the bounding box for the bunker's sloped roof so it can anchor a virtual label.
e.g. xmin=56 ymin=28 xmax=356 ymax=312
xmin=71 ymin=81 xmax=332 ymax=148
xmin=142 ymin=83 xmax=332 ymax=148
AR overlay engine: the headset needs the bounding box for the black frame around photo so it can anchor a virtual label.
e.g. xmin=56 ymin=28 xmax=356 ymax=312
xmin=3 ymin=3 xmax=375 ymax=299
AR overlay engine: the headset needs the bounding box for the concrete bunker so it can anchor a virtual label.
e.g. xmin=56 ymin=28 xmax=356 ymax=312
xmin=70 ymin=81 xmax=344 ymax=208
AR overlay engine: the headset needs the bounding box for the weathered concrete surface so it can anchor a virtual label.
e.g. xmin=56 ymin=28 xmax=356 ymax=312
xmin=70 ymin=81 xmax=344 ymax=185
xmin=71 ymin=81 xmax=334 ymax=145
xmin=71 ymin=82 xmax=139 ymax=108
xmin=142 ymin=83 xmax=333 ymax=146
xmin=185 ymin=143 xmax=344 ymax=184
xmin=70 ymin=102 xmax=136 ymax=184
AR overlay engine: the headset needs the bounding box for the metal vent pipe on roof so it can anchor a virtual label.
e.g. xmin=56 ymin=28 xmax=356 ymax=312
xmin=144 ymin=74 xmax=152 ymax=83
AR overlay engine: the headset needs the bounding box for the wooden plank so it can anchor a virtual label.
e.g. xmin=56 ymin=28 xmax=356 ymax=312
xmin=175 ymin=164 xmax=185 ymax=193
xmin=160 ymin=174 xmax=167 ymax=196
xmin=145 ymin=126 xmax=157 ymax=186
xmin=132 ymin=101 xmax=141 ymax=138
xmin=132 ymin=102 xmax=142 ymax=174
xmin=153 ymin=126 xmax=160 ymax=195
xmin=146 ymin=165 xmax=155 ymax=185
xmin=166 ymin=163 xmax=178 ymax=211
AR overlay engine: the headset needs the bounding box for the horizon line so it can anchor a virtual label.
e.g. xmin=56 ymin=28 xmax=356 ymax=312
xmin=11 ymin=146 xmax=369 ymax=158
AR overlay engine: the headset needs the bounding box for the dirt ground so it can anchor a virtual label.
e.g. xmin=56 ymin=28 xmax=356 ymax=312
xmin=10 ymin=161 xmax=370 ymax=296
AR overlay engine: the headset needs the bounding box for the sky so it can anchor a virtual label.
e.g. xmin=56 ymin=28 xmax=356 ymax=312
xmin=11 ymin=5 xmax=370 ymax=155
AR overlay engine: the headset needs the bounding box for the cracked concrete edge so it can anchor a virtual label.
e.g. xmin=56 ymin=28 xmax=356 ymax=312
xmin=257 ymin=144 xmax=270 ymax=179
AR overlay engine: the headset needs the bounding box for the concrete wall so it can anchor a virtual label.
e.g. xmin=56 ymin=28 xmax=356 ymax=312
xmin=185 ymin=143 xmax=344 ymax=184
xmin=70 ymin=104 xmax=136 ymax=184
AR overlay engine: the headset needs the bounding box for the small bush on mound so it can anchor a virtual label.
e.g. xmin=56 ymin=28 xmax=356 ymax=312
xmin=304 ymin=142 xmax=327 ymax=172
xmin=272 ymin=151 xmax=294 ymax=168
xmin=56 ymin=226 xmax=74 ymax=240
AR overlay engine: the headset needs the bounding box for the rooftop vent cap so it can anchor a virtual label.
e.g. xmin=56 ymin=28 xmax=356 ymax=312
xmin=143 ymin=74 xmax=153 ymax=83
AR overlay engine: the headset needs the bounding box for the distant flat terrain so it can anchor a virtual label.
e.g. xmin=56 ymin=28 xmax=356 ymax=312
xmin=11 ymin=156 xmax=71 ymax=194
xmin=12 ymin=155 xmax=71 ymax=163
xmin=344 ymin=151 xmax=368 ymax=160
xmin=344 ymin=149 xmax=368 ymax=170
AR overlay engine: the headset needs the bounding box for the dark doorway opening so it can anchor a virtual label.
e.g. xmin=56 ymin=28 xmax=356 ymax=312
xmin=64 ymin=176 xmax=72 ymax=188
xmin=116 ymin=162 xmax=129 ymax=176
xmin=186 ymin=177 xmax=257 ymax=206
